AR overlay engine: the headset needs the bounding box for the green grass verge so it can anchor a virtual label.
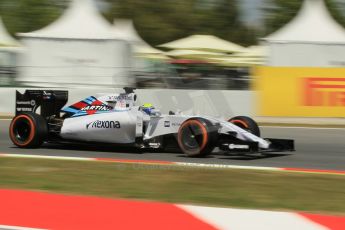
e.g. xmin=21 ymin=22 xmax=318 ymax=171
xmin=0 ymin=157 xmax=344 ymax=214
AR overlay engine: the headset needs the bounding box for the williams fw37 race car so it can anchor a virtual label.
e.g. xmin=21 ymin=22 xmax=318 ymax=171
xmin=9 ymin=88 xmax=294 ymax=157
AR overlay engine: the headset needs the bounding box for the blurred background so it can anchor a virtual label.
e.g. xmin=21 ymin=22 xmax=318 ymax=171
xmin=0 ymin=0 xmax=344 ymax=90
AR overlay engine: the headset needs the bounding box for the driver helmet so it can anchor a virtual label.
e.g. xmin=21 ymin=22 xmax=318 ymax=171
xmin=141 ymin=103 xmax=155 ymax=115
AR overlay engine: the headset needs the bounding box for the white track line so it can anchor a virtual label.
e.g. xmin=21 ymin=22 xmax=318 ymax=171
xmin=178 ymin=205 xmax=329 ymax=230
xmin=0 ymin=153 xmax=281 ymax=171
xmin=175 ymin=162 xmax=281 ymax=171
xmin=0 ymin=225 xmax=46 ymax=230
xmin=0 ymin=153 xmax=93 ymax=161
xmin=1 ymin=153 xmax=344 ymax=176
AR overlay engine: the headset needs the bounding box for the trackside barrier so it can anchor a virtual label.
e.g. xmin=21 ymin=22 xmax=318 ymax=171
xmin=0 ymin=88 xmax=254 ymax=118
xmin=254 ymin=67 xmax=345 ymax=117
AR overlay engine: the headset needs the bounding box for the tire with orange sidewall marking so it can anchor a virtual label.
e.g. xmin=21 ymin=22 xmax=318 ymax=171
xmin=177 ymin=118 xmax=218 ymax=157
xmin=229 ymin=116 xmax=260 ymax=137
xmin=9 ymin=113 xmax=48 ymax=148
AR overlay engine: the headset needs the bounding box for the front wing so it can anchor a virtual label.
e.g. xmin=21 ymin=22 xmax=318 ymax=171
xmin=219 ymin=138 xmax=295 ymax=153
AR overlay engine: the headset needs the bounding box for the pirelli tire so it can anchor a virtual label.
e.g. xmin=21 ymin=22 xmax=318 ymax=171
xmin=177 ymin=118 xmax=218 ymax=157
xmin=9 ymin=113 xmax=48 ymax=148
xmin=229 ymin=116 xmax=261 ymax=137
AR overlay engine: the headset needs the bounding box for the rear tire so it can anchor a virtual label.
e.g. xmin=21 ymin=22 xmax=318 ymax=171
xmin=177 ymin=118 xmax=218 ymax=157
xmin=229 ymin=116 xmax=260 ymax=137
xmin=9 ymin=113 xmax=48 ymax=148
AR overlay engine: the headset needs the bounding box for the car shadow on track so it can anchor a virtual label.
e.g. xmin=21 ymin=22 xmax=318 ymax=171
xmin=39 ymin=143 xmax=144 ymax=154
xmin=22 ymin=144 xmax=292 ymax=161
xmin=176 ymin=154 xmax=216 ymax=159
xmin=218 ymin=153 xmax=292 ymax=161
xmin=175 ymin=152 xmax=291 ymax=160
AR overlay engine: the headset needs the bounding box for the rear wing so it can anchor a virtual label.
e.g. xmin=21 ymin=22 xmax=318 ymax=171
xmin=16 ymin=90 xmax=68 ymax=118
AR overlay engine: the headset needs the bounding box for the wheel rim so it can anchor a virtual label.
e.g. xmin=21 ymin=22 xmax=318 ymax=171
xmin=10 ymin=115 xmax=35 ymax=146
xmin=13 ymin=119 xmax=31 ymax=143
xmin=178 ymin=120 xmax=208 ymax=155
xmin=181 ymin=123 xmax=204 ymax=150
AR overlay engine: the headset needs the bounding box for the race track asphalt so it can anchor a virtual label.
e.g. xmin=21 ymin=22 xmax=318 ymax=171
xmin=0 ymin=120 xmax=344 ymax=170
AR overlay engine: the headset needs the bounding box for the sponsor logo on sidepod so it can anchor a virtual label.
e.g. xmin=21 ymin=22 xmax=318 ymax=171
xmin=81 ymin=105 xmax=111 ymax=111
xmin=86 ymin=120 xmax=121 ymax=129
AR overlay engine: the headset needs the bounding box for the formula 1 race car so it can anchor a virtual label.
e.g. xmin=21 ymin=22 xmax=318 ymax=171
xmin=9 ymin=88 xmax=294 ymax=157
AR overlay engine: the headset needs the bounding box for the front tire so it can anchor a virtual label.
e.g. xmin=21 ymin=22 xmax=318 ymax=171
xmin=229 ymin=116 xmax=260 ymax=137
xmin=9 ymin=113 xmax=48 ymax=148
xmin=177 ymin=118 xmax=218 ymax=157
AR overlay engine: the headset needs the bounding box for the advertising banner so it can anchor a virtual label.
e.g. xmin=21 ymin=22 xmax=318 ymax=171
xmin=254 ymin=67 xmax=345 ymax=117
